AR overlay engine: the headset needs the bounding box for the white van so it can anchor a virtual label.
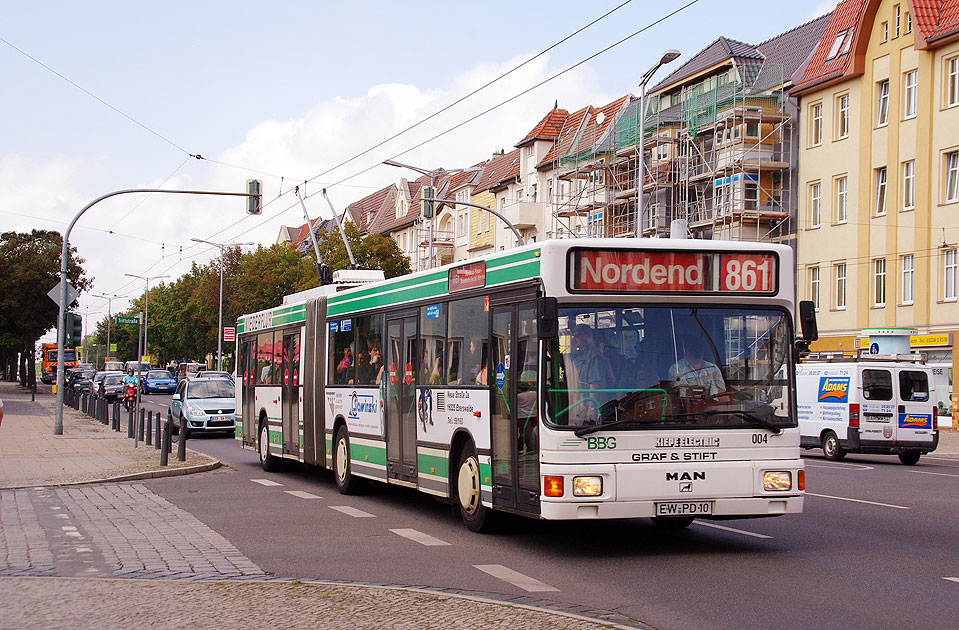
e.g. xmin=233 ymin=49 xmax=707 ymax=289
xmin=796 ymin=354 xmax=938 ymax=465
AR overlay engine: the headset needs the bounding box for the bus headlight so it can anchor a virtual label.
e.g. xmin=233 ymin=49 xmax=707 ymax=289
xmin=763 ymin=471 xmax=792 ymax=491
xmin=572 ymin=476 xmax=603 ymax=497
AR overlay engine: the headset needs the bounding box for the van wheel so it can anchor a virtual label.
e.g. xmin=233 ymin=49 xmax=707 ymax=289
xmin=456 ymin=444 xmax=495 ymax=533
xmin=259 ymin=422 xmax=278 ymax=472
xmin=333 ymin=427 xmax=359 ymax=494
xmin=651 ymin=516 xmax=694 ymax=529
xmin=822 ymin=431 xmax=845 ymax=461
xmin=898 ymin=453 xmax=921 ymax=465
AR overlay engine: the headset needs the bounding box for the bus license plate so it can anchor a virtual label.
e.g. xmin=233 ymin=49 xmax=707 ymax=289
xmin=655 ymin=501 xmax=712 ymax=516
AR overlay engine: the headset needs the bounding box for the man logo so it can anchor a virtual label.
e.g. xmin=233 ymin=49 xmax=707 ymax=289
xmin=679 ymin=482 xmax=693 ymax=493
xmin=666 ymin=471 xmax=705 ymax=481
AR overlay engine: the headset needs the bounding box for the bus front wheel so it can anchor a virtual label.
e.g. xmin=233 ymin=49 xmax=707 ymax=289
xmin=456 ymin=444 xmax=495 ymax=533
xmin=334 ymin=427 xmax=359 ymax=494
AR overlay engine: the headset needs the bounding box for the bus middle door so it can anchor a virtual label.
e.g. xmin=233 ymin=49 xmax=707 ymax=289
xmin=241 ymin=339 xmax=257 ymax=448
xmin=386 ymin=315 xmax=417 ymax=482
xmin=282 ymin=332 xmax=301 ymax=458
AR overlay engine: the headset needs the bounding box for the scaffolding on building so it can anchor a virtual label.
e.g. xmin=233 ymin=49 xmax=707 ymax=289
xmin=549 ymin=63 xmax=793 ymax=243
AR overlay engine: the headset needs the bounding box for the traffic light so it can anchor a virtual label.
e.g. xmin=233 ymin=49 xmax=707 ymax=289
xmin=421 ymin=186 xmax=434 ymax=218
xmin=246 ymin=179 xmax=262 ymax=215
xmin=63 ymin=312 xmax=82 ymax=347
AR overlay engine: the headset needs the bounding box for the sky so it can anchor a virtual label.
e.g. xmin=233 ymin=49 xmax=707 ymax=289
xmin=1 ymin=0 xmax=834 ymax=345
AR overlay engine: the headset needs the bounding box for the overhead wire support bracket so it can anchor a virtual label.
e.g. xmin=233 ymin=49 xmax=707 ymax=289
xmin=321 ymin=188 xmax=358 ymax=268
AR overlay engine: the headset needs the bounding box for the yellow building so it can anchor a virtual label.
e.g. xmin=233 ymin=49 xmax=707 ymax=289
xmin=793 ymin=0 xmax=959 ymax=416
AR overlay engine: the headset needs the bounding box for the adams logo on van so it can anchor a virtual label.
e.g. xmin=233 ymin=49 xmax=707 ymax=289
xmin=818 ymin=377 xmax=850 ymax=403
xmin=898 ymin=413 xmax=932 ymax=429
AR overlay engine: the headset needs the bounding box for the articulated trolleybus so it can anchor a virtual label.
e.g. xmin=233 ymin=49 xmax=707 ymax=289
xmin=236 ymin=238 xmax=809 ymax=532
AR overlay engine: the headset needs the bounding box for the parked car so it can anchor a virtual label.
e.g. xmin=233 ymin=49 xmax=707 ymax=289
xmin=68 ymin=369 xmax=96 ymax=393
xmin=140 ymin=369 xmax=177 ymax=394
xmin=91 ymin=371 xmax=111 ymax=397
xmin=103 ymin=360 xmax=124 ymax=372
xmin=195 ymin=370 xmax=233 ymax=381
xmin=98 ymin=373 xmax=126 ymax=402
xmin=167 ymin=377 xmax=235 ymax=436
xmin=176 ymin=362 xmax=204 ymax=382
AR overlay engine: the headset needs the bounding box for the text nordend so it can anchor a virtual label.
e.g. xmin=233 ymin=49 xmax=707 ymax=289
xmin=569 ymin=249 xmax=777 ymax=294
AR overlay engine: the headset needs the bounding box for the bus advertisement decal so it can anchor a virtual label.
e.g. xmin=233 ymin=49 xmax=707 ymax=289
xmin=417 ymin=388 xmax=490 ymax=449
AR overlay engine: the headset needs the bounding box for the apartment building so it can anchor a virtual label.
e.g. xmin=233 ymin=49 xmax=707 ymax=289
xmin=792 ymin=0 xmax=958 ymax=413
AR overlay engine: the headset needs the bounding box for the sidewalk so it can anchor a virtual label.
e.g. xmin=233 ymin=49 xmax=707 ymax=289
xmin=0 ymin=381 xmax=643 ymax=629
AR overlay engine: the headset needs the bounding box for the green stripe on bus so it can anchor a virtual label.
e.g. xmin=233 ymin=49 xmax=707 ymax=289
xmin=479 ymin=462 xmax=492 ymax=487
xmin=351 ymin=442 xmax=387 ymax=467
xmin=417 ymin=452 xmax=449 ymax=478
xmin=328 ymin=269 xmax=447 ymax=306
xmin=325 ymin=437 xmax=332 ymax=457
xmin=486 ymin=248 xmax=540 ymax=269
xmin=486 ymin=259 xmax=540 ymax=285
xmin=327 ymin=279 xmax=447 ymax=316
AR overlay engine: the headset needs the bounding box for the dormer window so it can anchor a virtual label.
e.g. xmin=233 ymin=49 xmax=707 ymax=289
xmin=826 ymin=30 xmax=849 ymax=61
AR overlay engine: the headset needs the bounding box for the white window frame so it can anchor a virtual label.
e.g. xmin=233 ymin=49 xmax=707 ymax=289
xmin=835 ymin=263 xmax=847 ymax=310
xmin=903 ymin=70 xmax=917 ymax=119
xmin=944 ymin=248 xmax=958 ymax=301
xmin=882 ymin=21 xmax=889 ymax=43
xmin=894 ymin=5 xmax=901 ymax=38
xmin=809 ymin=182 xmax=821 ymax=228
xmin=902 ymin=160 xmax=915 ymax=210
xmin=835 ymin=176 xmax=848 ymax=223
xmin=875 ymin=167 xmax=887 ymax=216
xmin=949 ymin=56 xmax=959 ymax=108
xmin=837 ymin=93 xmax=850 ymax=139
xmin=877 ymin=80 xmax=890 ymax=126
xmin=811 ymin=102 xmax=823 ymax=146
xmin=901 ymin=254 xmax=914 ymax=305
xmin=810 ymin=267 xmax=821 ymax=311
xmin=874 ymin=258 xmax=887 ymax=306
xmin=905 ymin=11 xmax=912 ymax=34
xmin=826 ymin=31 xmax=848 ymax=61
xmin=946 ymin=151 xmax=959 ymax=203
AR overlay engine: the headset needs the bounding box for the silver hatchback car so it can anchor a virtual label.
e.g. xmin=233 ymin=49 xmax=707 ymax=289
xmin=168 ymin=377 xmax=235 ymax=436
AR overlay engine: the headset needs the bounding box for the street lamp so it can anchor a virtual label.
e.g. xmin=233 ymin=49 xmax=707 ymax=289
xmin=191 ymin=238 xmax=253 ymax=370
xmin=93 ymin=293 xmax=126 ymax=366
xmin=124 ymin=273 xmax=169 ymax=370
xmin=81 ymin=308 xmax=101 ymax=365
xmin=637 ymin=49 xmax=680 ymax=236
xmin=383 ymin=159 xmax=442 ymax=269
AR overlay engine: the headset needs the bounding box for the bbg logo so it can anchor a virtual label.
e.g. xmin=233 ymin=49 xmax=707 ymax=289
xmin=586 ymin=436 xmax=616 ymax=450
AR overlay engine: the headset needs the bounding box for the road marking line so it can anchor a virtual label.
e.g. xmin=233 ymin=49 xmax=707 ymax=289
xmin=944 ymin=577 xmax=959 ymax=584
xmin=474 ymin=564 xmax=559 ymax=592
xmin=55 ymin=514 xmax=69 ymax=519
xmin=251 ymin=478 xmax=283 ymax=487
xmin=65 ymin=531 xmax=82 ymax=538
xmin=908 ymin=470 xmax=959 ymax=478
xmin=806 ymin=492 xmax=910 ymax=510
xmin=284 ymin=490 xmax=321 ymax=499
xmin=693 ymin=521 xmax=773 ymax=539
xmin=329 ymin=505 xmax=375 ymax=518
xmin=61 ymin=526 xmax=77 ymax=531
xmin=805 ymin=462 xmax=875 ymax=471
xmin=389 ymin=528 xmax=450 ymax=546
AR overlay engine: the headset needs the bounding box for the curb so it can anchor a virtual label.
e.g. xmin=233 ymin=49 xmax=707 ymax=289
xmin=2 ymin=459 xmax=222 ymax=491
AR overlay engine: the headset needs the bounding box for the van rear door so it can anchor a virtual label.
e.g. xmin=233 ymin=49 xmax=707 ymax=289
xmin=860 ymin=368 xmax=896 ymax=444
xmin=895 ymin=368 xmax=935 ymax=443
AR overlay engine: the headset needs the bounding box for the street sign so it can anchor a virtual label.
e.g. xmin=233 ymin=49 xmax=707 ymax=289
xmin=47 ymin=280 xmax=79 ymax=307
xmin=116 ymin=315 xmax=140 ymax=326
xmin=223 ymin=327 xmax=236 ymax=342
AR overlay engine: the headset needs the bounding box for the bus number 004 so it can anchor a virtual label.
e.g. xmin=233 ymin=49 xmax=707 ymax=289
xmin=752 ymin=433 xmax=768 ymax=444
xmin=724 ymin=259 xmax=771 ymax=292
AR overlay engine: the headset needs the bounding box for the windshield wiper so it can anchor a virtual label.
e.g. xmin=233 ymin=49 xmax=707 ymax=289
xmin=574 ymin=415 xmax=687 ymax=437
xmin=670 ymin=409 xmax=783 ymax=434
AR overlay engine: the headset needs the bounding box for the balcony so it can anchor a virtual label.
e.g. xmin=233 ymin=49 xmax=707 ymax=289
xmin=502 ymin=201 xmax=543 ymax=229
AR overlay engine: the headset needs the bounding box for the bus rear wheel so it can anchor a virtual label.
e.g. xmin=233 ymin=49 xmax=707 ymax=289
xmin=456 ymin=444 xmax=495 ymax=533
xmin=822 ymin=431 xmax=845 ymax=461
xmin=334 ymin=427 xmax=359 ymax=494
xmin=259 ymin=422 xmax=278 ymax=472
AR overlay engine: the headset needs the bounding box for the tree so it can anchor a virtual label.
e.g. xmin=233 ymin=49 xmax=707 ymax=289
xmin=314 ymin=222 xmax=411 ymax=278
xmin=0 ymin=230 xmax=90 ymax=383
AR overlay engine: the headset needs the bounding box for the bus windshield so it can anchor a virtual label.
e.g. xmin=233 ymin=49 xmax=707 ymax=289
xmin=544 ymin=305 xmax=793 ymax=431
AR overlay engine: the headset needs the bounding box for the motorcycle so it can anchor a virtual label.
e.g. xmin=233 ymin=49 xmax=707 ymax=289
xmin=123 ymin=385 xmax=137 ymax=412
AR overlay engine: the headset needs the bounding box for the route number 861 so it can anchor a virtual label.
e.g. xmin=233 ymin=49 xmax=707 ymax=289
xmin=721 ymin=255 xmax=773 ymax=292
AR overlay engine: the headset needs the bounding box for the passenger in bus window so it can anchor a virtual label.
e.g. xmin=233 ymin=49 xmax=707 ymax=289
xmin=336 ymin=346 xmax=354 ymax=384
xmin=464 ymin=336 xmax=486 ymax=385
xmin=570 ymin=325 xmax=605 ymax=424
xmin=669 ymin=334 xmax=725 ymax=396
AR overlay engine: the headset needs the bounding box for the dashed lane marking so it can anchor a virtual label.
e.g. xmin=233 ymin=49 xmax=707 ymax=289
xmin=284 ymin=490 xmax=321 ymax=500
xmin=944 ymin=577 xmax=959 ymax=584
xmin=251 ymin=479 xmax=283 ymax=486
xmin=474 ymin=564 xmax=560 ymax=593
xmin=908 ymin=470 xmax=959 ymax=478
xmin=389 ymin=528 xmax=450 ymax=546
xmin=806 ymin=492 xmax=910 ymax=510
xmin=329 ymin=505 xmax=375 ymax=518
xmin=694 ymin=521 xmax=773 ymax=539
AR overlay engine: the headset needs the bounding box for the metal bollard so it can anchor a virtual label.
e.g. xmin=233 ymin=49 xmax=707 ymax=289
xmin=154 ymin=411 xmax=161 ymax=450
xmin=176 ymin=413 xmax=187 ymax=462
xmin=127 ymin=406 xmax=134 ymax=438
xmin=138 ymin=407 xmax=145 ymax=442
xmin=113 ymin=402 xmax=120 ymax=431
xmin=160 ymin=412 xmax=171 ymax=466
xmin=145 ymin=410 xmax=152 ymax=446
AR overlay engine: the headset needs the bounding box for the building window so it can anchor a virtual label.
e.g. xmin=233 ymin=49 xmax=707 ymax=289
xmin=901 ymin=254 xmax=914 ymax=304
xmin=946 ymin=151 xmax=959 ymax=203
xmin=902 ymin=160 xmax=916 ymax=210
xmin=903 ymin=70 xmax=917 ymax=119
xmin=894 ymin=5 xmax=901 ymax=38
xmin=809 ymin=182 xmax=821 ymax=228
xmin=881 ymin=21 xmax=889 ymax=43
xmin=826 ymin=30 xmax=848 ymax=60
xmin=837 ymin=93 xmax=850 ymax=139
xmin=811 ymin=103 xmax=823 ymax=146
xmin=835 ymin=263 xmax=847 ymax=309
xmin=874 ymin=258 xmax=887 ymax=306
xmin=944 ymin=248 xmax=958 ymax=300
xmin=875 ymin=167 xmax=887 ymax=216
xmin=835 ymin=176 xmax=848 ymax=223
xmin=745 ymin=182 xmax=759 ymax=210
xmin=810 ymin=267 xmax=821 ymax=310
xmin=949 ymin=57 xmax=959 ymax=108
xmin=877 ymin=80 xmax=889 ymax=126
xmin=905 ymin=11 xmax=912 ymax=34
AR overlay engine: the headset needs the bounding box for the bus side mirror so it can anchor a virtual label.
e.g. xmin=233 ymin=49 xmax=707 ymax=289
xmin=537 ymin=297 xmax=559 ymax=339
xmin=798 ymin=300 xmax=818 ymax=342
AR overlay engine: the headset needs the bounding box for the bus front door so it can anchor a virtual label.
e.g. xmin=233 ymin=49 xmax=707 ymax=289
xmin=490 ymin=302 xmax=540 ymax=516
xmin=282 ymin=332 xmax=300 ymax=458
xmin=241 ymin=339 xmax=257 ymax=448
xmin=386 ymin=315 xmax=418 ymax=482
